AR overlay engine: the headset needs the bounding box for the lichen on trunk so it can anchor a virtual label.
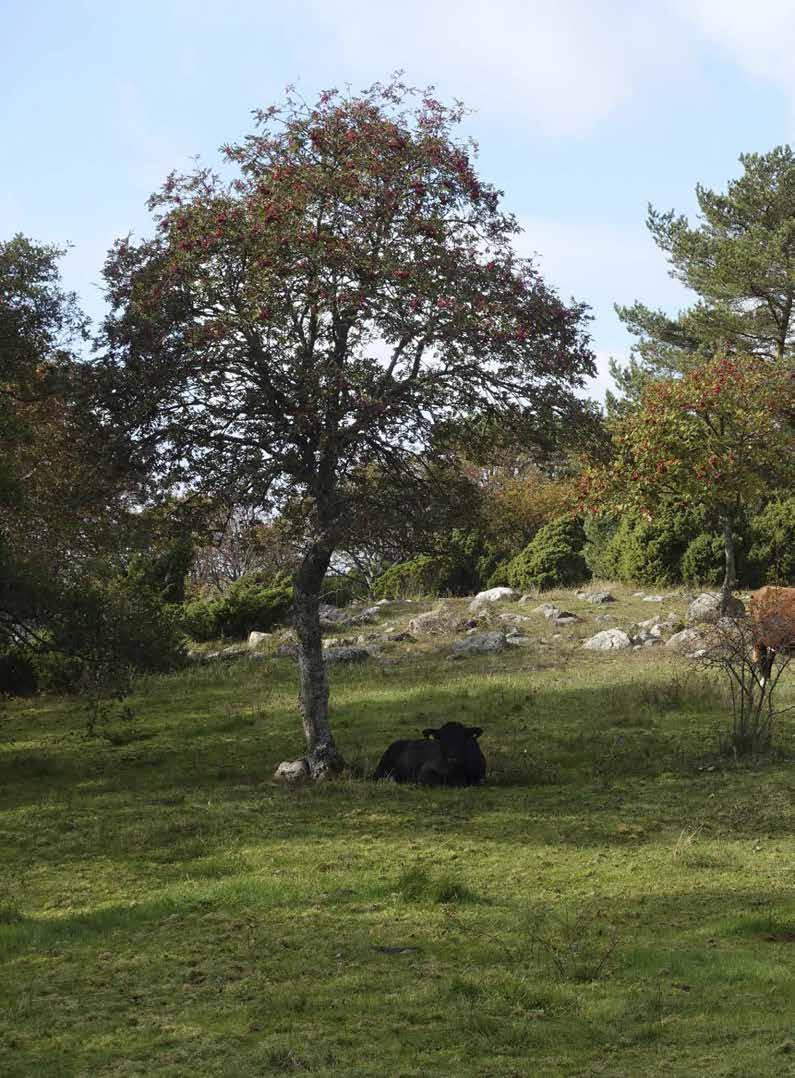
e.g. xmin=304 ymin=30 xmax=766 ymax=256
xmin=292 ymin=541 xmax=344 ymax=779
xmin=720 ymin=515 xmax=737 ymax=617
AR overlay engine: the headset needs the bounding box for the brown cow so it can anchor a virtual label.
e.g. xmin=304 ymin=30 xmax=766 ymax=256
xmin=749 ymin=586 xmax=795 ymax=680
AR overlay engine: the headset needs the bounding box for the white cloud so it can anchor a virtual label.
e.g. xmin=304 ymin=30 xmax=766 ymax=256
xmin=294 ymin=0 xmax=695 ymax=134
xmin=679 ymin=0 xmax=795 ymax=117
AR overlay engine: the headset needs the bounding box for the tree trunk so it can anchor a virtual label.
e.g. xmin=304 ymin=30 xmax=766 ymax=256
xmin=720 ymin=516 xmax=737 ymax=616
xmin=293 ymin=542 xmax=344 ymax=779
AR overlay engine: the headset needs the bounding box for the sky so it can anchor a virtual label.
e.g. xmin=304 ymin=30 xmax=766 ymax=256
xmin=4 ymin=0 xmax=795 ymax=400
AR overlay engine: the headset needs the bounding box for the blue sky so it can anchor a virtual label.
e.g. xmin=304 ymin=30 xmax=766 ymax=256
xmin=4 ymin=0 xmax=795 ymax=399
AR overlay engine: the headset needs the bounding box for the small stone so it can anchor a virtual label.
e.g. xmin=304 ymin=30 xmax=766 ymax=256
xmin=642 ymin=594 xmax=665 ymax=603
xmin=274 ymin=759 xmax=309 ymax=783
xmin=583 ymin=591 xmax=616 ymax=604
xmin=531 ymin=603 xmax=562 ymax=620
xmin=553 ymin=613 xmax=579 ymax=625
xmin=324 ymin=647 xmax=370 ymax=665
xmin=665 ymin=628 xmax=703 ymax=654
xmin=248 ymin=630 xmax=271 ymax=647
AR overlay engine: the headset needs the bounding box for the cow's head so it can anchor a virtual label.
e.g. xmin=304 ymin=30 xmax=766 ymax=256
xmin=422 ymin=721 xmax=483 ymax=770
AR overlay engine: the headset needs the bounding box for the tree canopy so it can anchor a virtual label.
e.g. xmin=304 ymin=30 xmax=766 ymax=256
xmin=94 ymin=79 xmax=596 ymax=774
xmin=585 ymin=353 xmax=794 ymax=609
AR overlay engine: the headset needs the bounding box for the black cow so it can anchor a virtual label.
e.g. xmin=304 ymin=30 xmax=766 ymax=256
xmin=373 ymin=721 xmax=486 ymax=786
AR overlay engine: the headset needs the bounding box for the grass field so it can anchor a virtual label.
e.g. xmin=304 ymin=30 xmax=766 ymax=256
xmin=1 ymin=588 xmax=793 ymax=1076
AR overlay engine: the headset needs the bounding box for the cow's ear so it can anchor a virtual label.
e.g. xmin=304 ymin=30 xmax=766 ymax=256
xmin=422 ymin=728 xmax=439 ymax=739
xmin=466 ymin=726 xmax=483 ymax=739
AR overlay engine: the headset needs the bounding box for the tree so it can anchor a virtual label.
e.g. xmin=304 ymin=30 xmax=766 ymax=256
xmin=0 ymin=235 xmax=179 ymax=697
xmin=584 ymin=354 xmax=793 ymax=613
xmin=95 ymin=79 xmax=595 ymax=777
xmin=610 ymin=146 xmax=795 ymax=411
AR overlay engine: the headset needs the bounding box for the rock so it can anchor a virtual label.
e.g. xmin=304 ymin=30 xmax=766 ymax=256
xmin=632 ymin=591 xmax=645 ymax=597
xmin=643 ymin=638 xmax=660 ymax=647
xmin=324 ymin=647 xmax=370 ymax=665
xmin=318 ymin=603 xmax=348 ymax=626
xmin=275 ymin=643 xmax=299 ymax=659
xmin=583 ymin=591 xmax=616 ymax=604
xmin=407 ymin=605 xmax=455 ymax=635
xmin=468 ymin=587 xmax=519 ymax=612
xmin=518 ymin=594 xmax=537 ymax=605
xmin=248 ymin=631 xmax=272 ymax=647
xmin=531 ymin=603 xmax=562 ymax=619
xmin=319 ymin=603 xmax=380 ymax=628
xmin=552 ymin=612 xmax=579 ymax=625
xmin=451 ymin=631 xmax=507 ymax=657
xmin=582 ymin=629 xmax=632 ymax=651
xmin=594 ymin=614 xmax=612 ymax=623
xmin=642 ymin=594 xmax=665 ymax=603
xmin=506 ymin=633 xmax=532 ymax=647
xmin=274 ymin=759 xmax=309 ymax=784
xmin=497 ymin=612 xmax=532 ymax=625
xmin=686 ymin=592 xmax=745 ymax=625
xmin=665 ymin=628 xmax=703 ymax=654
xmin=207 ymin=645 xmax=248 ymax=661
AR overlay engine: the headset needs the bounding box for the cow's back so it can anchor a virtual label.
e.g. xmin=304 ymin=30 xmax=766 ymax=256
xmin=373 ymin=738 xmax=441 ymax=782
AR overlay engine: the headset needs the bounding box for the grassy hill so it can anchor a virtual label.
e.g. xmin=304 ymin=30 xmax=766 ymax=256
xmin=1 ymin=587 xmax=793 ymax=1076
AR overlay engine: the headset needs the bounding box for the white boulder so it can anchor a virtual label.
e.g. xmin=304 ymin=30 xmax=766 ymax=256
xmin=686 ymin=592 xmax=745 ymax=625
xmin=582 ymin=629 xmax=632 ymax=651
xmin=468 ymin=587 xmax=519 ymax=612
xmin=274 ymin=759 xmax=309 ymax=783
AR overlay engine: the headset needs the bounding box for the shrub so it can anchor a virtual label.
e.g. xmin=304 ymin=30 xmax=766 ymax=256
xmin=598 ymin=506 xmax=700 ymax=587
xmin=125 ymin=537 xmax=195 ymax=605
xmin=31 ymin=649 xmax=84 ymax=694
xmin=373 ymin=532 xmax=487 ymax=600
xmin=321 ymin=571 xmax=367 ymax=607
xmin=746 ymin=496 xmax=795 ymax=587
xmin=503 ymin=516 xmax=588 ymax=591
xmin=681 ymin=532 xmax=726 ymax=587
xmin=183 ymin=572 xmax=293 ymax=641
xmin=373 ymin=555 xmax=448 ymax=600
xmin=0 ymin=647 xmax=38 ymax=695
xmin=582 ymin=513 xmax=621 ymax=580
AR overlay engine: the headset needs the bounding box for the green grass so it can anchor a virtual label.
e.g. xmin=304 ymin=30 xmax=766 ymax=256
xmin=1 ymin=586 xmax=793 ymax=1076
